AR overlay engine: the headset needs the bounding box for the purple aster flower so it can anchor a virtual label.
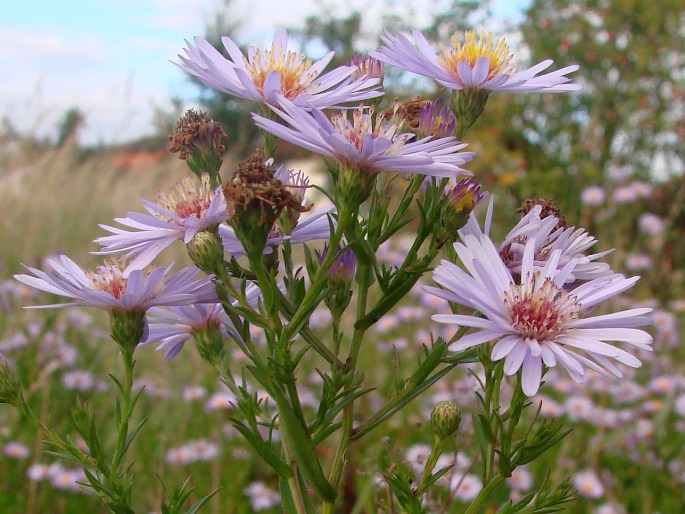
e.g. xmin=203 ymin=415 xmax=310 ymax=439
xmin=142 ymin=283 xmax=263 ymax=360
xmin=460 ymin=198 xmax=612 ymax=282
xmin=94 ymin=174 xmax=227 ymax=272
xmin=220 ymin=205 xmax=334 ymax=259
xmin=371 ymin=30 xmax=580 ymax=93
xmin=349 ymin=53 xmax=385 ymax=81
xmin=425 ymin=233 xmax=652 ymax=396
xmin=14 ymin=256 xmax=216 ymax=312
xmin=418 ymin=100 xmax=457 ymax=138
xmin=253 ymin=101 xmax=473 ymax=178
xmin=177 ymin=28 xmax=382 ymax=109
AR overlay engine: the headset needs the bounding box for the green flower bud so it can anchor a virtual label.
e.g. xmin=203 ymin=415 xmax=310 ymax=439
xmin=187 ymin=230 xmax=225 ymax=275
xmin=431 ymin=401 xmax=461 ymax=440
xmin=192 ymin=323 xmax=225 ymax=368
xmin=450 ymin=88 xmax=490 ymax=138
xmin=110 ymin=309 xmax=146 ymax=353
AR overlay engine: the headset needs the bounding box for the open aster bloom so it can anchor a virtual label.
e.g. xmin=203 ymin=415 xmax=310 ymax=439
xmin=253 ymin=101 xmax=473 ymax=178
xmin=177 ymin=28 xmax=382 ymax=109
xmin=94 ymin=174 xmax=227 ymax=272
xmin=371 ymin=30 xmax=580 ymax=93
xmin=425 ymin=234 xmax=652 ymax=396
xmin=142 ymin=281 xmax=264 ymax=361
xmin=460 ymin=198 xmax=612 ymax=282
xmin=13 ymin=256 xmax=216 ymax=312
xmin=219 ymin=205 xmax=334 ymax=258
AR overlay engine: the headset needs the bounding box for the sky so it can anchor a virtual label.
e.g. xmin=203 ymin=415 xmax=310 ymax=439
xmin=2 ymin=0 xmax=530 ymax=145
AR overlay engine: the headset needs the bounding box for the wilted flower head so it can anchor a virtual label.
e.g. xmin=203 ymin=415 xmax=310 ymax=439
xmin=224 ymin=149 xmax=307 ymax=228
xmin=372 ymin=30 xmax=580 ymax=93
xmin=169 ymin=109 xmax=226 ymax=180
xmin=94 ymin=174 xmax=228 ymax=272
xmin=380 ymin=97 xmax=429 ymax=133
xmin=426 ymin=233 xmax=652 ymax=396
xmin=177 ymin=28 xmax=382 ymax=109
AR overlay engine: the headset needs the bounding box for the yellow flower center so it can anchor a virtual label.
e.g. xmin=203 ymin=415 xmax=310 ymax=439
xmin=245 ymin=45 xmax=318 ymax=100
xmin=438 ymin=31 xmax=514 ymax=82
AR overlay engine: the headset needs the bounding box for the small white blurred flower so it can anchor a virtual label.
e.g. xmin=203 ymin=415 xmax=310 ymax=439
xmin=61 ymin=370 xmax=95 ymax=391
xmin=182 ymin=386 xmax=207 ymax=402
xmin=624 ymin=253 xmax=652 ymax=271
xmin=612 ymin=186 xmax=638 ymax=204
xmin=674 ymin=395 xmax=685 ymax=417
xmin=165 ymin=439 xmax=220 ymax=465
xmin=507 ymin=466 xmax=533 ymax=491
xmin=573 ymin=469 xmax=604 ymax=498
xmin=594 ymin=503 xmax=627 ymax=514
xmin=245 ymin=481 xmax=281 ymax=511
xmin=451 ymin=473 xmax=482 ymax=501
xmin=406 ymin=444 xmax=432 ymax=475
xmin=205 ymin=391 xmax=236 ymax=412
xmin=3 ymin=441 xmax=30 ymax=460
xmin=564 ymin=396 xmax=595 ymax=422
xmin=27 ymin=463 xmax=51 ymax=481
xmin=581 ymin=186 xmax=606 ymax=206
xmin=638 ymin=213 xmax=664 ymax=236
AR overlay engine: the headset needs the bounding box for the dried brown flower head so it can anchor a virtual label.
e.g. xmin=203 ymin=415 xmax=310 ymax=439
xmin=223 ymin=149 xmax=307 ymax=227
xmin=380 ymin=96 xmax=429 ymax=132
xmin=169 ymin=109 xmax=226 ymax=161
xmin=518 ymin=197 xmax=568 ymax=230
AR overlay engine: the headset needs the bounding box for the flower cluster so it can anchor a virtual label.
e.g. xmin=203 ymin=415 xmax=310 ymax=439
xmin=427 ymin=202 xmax=652 ymax=396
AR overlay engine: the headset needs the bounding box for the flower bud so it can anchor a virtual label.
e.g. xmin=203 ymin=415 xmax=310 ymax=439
xmin=431 ymin=401 xmax=461 ymax=440
xmin=0 ymin=354 xmax=21 ymax=407
xmin=349 ymin=53 xmax=385 ymax=82
xmin=435 ymin=178 xmax=485 ymax=249
xmin=417 ymin=100 xmax=457 ymax=139
xmin=450 ymin=88 xmax=490 ymax=138
xmin=187 ymin=230 xmax=225 ymax=275
xmin=192 ymin=323 xmax=226 ymax=368
xmin=110 ymin=309 xmax=146 ymax=353
xmin=316 ymin=244 xmax=357 ymax=316
xmin=169 ymin=110 xmax=226 ymax=183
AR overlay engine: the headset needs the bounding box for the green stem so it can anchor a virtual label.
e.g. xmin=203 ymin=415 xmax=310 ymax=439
xmin=277 ymin=292 xmax=344 ymax=368
xmin=111 ymin=347 xmax=134 ymax=471
xmin=464 ymin=474 xmax=505 ymax=514
xmin=324 ymin=262 xmax=372 ymax=503
xmin=416 ymin=437 xmax=443 ymax=497
xmin=284 ymin=206 xmax=351 ymax=342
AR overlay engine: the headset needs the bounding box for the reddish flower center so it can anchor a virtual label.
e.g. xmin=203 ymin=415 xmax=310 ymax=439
xmin=330 ymin=107 xmax=407 ymax=156
xmin=504 ymin=277 xmax=578 ymax=341
xmin=157 ymin=175 xmax=213 ymax=222
xmin=86 ymin=260 xmax=128 ymax=299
